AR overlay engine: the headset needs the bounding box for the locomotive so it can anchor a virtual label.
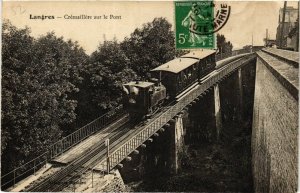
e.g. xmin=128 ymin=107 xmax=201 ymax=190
xmin=122 ymin=49 xmax=216 ymax=119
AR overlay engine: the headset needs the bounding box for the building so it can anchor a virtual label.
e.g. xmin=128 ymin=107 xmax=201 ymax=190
xmin=276 ymin=6 xmax=298 ymax=49
xmin=288 ymin=18 xmax=299 ymax=51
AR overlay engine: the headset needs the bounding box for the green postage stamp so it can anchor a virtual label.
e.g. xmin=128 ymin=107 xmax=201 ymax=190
xmin=175 ymin=1 xmax=231 ymax=49
xmin=175 ymin=1 xmax=214 ymax=49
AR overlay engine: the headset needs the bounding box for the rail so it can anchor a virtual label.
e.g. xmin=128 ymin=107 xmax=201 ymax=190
xmin=96 ymin=52 xmax=256 ymax=172
xmin=49 ymin=105 xmax=124 ymax=159
xmin=1 ymin=105 xmax=125 ymax=189
xmin=216 ymin=49 xmax=250 ymax=61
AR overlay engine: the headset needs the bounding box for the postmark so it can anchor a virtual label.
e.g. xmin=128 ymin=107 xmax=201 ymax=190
xmin=175 ymin=1 xmax=231 ymax=49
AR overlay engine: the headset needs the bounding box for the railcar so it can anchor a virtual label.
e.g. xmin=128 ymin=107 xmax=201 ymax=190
xmin=122 ymin=49 xmax=216 ymax=118
xmin=180 ymin=49 xmax=216 ymax=78
xmin=151 ymin=49 xmax=216 ymax=98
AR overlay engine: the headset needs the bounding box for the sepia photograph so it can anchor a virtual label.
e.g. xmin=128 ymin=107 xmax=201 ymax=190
xmin=1 ymin=1 xmax=299 ymax=192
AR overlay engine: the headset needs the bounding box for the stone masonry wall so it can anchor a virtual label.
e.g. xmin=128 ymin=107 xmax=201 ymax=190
xmin=252 ymin=57 xmax=298 ymax=193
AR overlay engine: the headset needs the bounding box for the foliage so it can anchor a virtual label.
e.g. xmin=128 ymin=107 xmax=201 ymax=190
xmin=87 ymin=40 xmax=136 ymax=113
xmin=121 ymin=17 xmax=176 ymax=78
xmin=1 ymin=20 xmax=88 ymax=172
xmin=243 ymin=45 xmax=252 ymax=53
xmin=216 ymin=34 xmax=233 ymax=54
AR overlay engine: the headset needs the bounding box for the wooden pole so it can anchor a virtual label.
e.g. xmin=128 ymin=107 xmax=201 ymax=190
xmin=92 ymin=169 xmax=94 ymax=188
xmin=105 ymin=139 xmax=110 ymax=174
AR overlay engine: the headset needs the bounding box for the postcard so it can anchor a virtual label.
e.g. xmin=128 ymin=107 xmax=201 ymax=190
xmin=2 ymin=1 xmax=299 ymax=192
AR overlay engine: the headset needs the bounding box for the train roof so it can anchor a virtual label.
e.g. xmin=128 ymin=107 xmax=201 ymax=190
xmin=123 ymin=81 xmax=154 ymax=88
xmin=151 ymin=58 xmax=199 ymax=74
xmin=180 ymin=49 xmax=216 ymax=60
xmin=151 ymin=49 xmax=216 ymax=74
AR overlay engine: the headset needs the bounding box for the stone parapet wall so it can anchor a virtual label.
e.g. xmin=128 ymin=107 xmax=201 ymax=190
xmin=252 ymin=51 xmax=298 ymax=193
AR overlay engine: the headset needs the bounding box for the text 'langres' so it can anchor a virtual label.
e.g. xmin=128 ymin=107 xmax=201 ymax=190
xmin=29 ymin=14 xmax=122 ymax=20
xmin=30 ymin=14 xmax=55 ymax=20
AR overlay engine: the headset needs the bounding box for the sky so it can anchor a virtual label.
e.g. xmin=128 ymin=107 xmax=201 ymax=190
xmin=3 ymin=1 xmax=299 ymax=54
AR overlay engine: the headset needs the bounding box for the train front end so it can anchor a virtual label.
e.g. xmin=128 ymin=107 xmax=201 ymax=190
xmin=122 ymin=81 xmax=166 ymax=119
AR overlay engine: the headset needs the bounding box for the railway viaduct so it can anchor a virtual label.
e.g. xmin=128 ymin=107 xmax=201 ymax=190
xmin=115 ymin=48 xmax=298 ymax=193
xmin=4 ymin=48 xmax=298 ymax=193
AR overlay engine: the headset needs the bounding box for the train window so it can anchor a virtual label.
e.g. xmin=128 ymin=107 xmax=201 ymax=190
xmin=149 ymin=86 xmax=154 ymax=94
xmin=187 ymin=68 xmax=192 ymax=78
xmin=177 ymin=75 xmax=181 ymax=84
xmin=181 ymin=71 xmax=184 ymax=80
xmin=193 ymin=64 xmax=197 ymax=70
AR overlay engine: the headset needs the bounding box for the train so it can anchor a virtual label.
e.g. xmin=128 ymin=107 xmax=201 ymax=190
xmin=122 ymin=49 xmax=217 ymax=119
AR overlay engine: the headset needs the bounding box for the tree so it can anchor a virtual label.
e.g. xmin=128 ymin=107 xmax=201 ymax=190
xmin=34 ymin=32 xmax=89 ymax=134
xmin=79 ymin=39 xmax=136 ymax=122
xmin=121 ymin=17 xmax=176 ymax=78
xmin=243 ymin=45 xmax=252 ymax=52
xmin=1 ymin=20 xmax=88 ymax=173
xmin=2 ymin=20 xmax=39 ymax=172
xmin=217 ymin=34 xmax=233 ymax=54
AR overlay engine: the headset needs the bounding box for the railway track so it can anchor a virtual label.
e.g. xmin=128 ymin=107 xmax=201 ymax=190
xmin=26 ymin=119 xmax=135 ymax=192
xmin=58 ymin=104 xmax=174 ymax=191
xmin=25 ymin=54 xmax=251 ymax=192
xmin=26 ymin=100 xmax=175 ymax=192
